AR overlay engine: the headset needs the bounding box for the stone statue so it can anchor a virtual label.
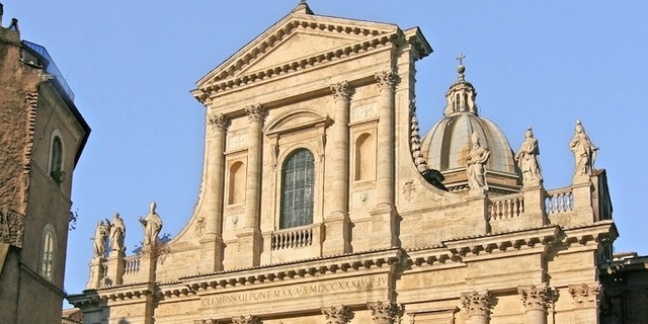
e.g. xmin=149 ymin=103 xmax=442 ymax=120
xmin=138 ymin=201 xmax=163 ymax=248
xmin=92 ymin=220 xmax=107 ymax=258
xmin=106 ymin=212 xmax=126 ymax=252
xmin=515 ymin=127 xmax=542 ymax=184
xmin=569 ymin=120 xmax=598 ymax=176
xmin=466 ymin=132 xmax=490 ymax=192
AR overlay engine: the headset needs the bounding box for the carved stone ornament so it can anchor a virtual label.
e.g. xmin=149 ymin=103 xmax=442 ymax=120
xmin=232 ymin=315 xmax=260 ymax=324
xmin=460 ymin=291 xmax=492 ymax=316
xmin=518 ymin=285 xmax=550 ymax=311
xmin=195 ymin=217 xmax=205 ymax=237
xmin=208 ymin=112 xmax=228 ymax=131
xmin=245 ymin=104 xmax=265 ymax=123
xmin=0 ymin=209 xmax=24 ymax=247
xmin=569 ymin=283 xmax=601 ymax=308
xmin=403 ymin=180 xmax=416 ymax=202
xmin=374 ymin=71 xmax=398 ymax=91
xmin=368 ymin=301 xmax=399 ymax=324
xmin=330 ymin=81 xmax=352 ymax=101
xmin=322 ymin=305 xmax=351 ymax=324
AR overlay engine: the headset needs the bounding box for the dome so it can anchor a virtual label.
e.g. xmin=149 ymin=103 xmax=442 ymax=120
xmin=421 ymin=113 xmax=516 ymax=174
xmin=419 ymin=60 xmax=520 ymax=192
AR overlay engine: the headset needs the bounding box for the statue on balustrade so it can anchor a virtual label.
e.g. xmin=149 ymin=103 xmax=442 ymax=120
xmin=92 ymin=220 xmax=107 ymax=258
xmin=569 ymin=120 xmax=598 ymax=176
xmin=139 ymin=201 xmax=163 ymax=248
xmin=106 ymin=212 xmax=126 ymax=253
xmin=515 ymin=127 xmax=542 ymax=185
xmin=466 ymin=132 xmax=490 ymax=192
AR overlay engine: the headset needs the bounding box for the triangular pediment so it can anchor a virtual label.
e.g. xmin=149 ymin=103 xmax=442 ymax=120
xmin=235 ymin=30 xmax=361 ymax=76
xmin=196 ymin=7 xmax=400 ymax=88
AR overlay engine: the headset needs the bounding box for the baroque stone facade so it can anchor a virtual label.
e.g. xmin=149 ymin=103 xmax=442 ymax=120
xmin=69 ymin=2 xmax=645 ymax=324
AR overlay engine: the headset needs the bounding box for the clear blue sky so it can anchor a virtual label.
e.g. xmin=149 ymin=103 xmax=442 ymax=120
xmin=5 ymin=1 xmax=647 ymax=304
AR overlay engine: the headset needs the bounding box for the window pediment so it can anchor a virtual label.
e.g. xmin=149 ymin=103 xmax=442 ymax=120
xmin=265 ymin=109 xmax=331 ymax=137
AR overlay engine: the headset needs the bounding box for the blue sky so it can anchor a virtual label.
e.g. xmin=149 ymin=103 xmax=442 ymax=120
xmin=5 ymin=1 xmax=647 ymax=304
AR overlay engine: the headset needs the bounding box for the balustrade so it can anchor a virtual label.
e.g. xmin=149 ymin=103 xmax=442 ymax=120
xmin=545 ymin=187 xmax=574 ymax=214
xmin=271 ymin=227 xmax=314 ymax=250
xmin=488 ymin=194 xmax=524 ymax=220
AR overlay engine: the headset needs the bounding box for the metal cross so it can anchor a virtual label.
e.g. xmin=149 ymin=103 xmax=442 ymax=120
xmin=456 ymin=53 xmax=466 ymax=65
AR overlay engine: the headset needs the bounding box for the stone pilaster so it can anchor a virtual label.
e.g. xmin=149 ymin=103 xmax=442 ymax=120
xmin=460 ymin=291 xmax=492 ymax=324
xmin=521 ymin=184 xmax=546 ymax=227
xmin=519 ymin=285 xmax=550 ymax=324
xmin=237 ymin=104 xmax=264 ymax=268
xmin=322 ymin=305 xmax=351 ymax=324
xmin=200 ymin=112 xmax=228 ymax=272
xmin=86 ymin=257 xmax=104 ymax=289
xmin=232 ymin=315 xmax=260 ymax=324
xmin=105 ymin=250 xmax=125 ymax=286
xmin=569 ymin=283 xmax=601 ymax=324
xmin=370 ymin=71 xmax=399 ymax=249
xmin=368 ymin=301 xmax=399 ymax=324
xmin=323 ymin=81 xmax=352 ymax=256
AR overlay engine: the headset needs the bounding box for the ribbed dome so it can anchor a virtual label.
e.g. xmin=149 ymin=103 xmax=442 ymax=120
xmin=421 ymin=114 xmax=516 ymax=174
xmin=419 ymin=60 xmax=520 ymax=191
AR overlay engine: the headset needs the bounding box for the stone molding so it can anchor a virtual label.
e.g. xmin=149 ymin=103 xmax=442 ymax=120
xmin=330 ymin=81 xmax=352 ymax=101
xmin=374 ymin=71 xmax=398 ymax=91
xmin=322 ymin=305 xmax=351 ymax=324
xmin=368 ymin=301 xmax=400 ymax=323
xmin=518 ymin=285 xmax=551 ymax=311
xmin=193 ymin=16 xmax=413 ymax=100
xmin=23 ymin=91 xmax=38 ymax=173
xmin=245 ymin=104 xmax=265 ymax=123
xmin=207 ymin=112 xmax=228 ymax=131
xmin=569 ymin=283 xmax=601 ymax=309
xmin=460 ymin=291 xmax=492 ymax=316
xmin=232 ymin=315 xmax=260 ymax=324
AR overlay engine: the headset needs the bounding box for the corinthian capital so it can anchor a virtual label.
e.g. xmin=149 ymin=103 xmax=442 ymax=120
xmin=518 ymin=285 xmax=551 ymax=311
xmin=368 ymin=301 xmax=400 ymax=324
xmin=330 ymin=81 xmax=352 ymax=101
xmin=322 ymin=305 xmax=350 ymax=324
xmin=460 ymin=291 xmax=492 ymax=316
xmin=207 ymin=112 xmax=228 ymax=131
xmin=569 ymin=283 xmax=601 ymax=308
xmin=232 ymin=315 xmax=260 ymax=324
xmin=245 ymin=104 xmax=265 ymax=123
xmin=374 ymin=71 xmax=398 ymax=91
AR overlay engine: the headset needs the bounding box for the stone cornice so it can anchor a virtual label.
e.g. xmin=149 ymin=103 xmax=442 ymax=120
xmin=443 ymin=226 xmax=560 ymax=258
xmin=176 ymin=248 xmax=402 ymax=292
xmin=196 ymin=14 xmax=398 ymax=86
xmin=193 ymin=33 xmax=397 ymax=102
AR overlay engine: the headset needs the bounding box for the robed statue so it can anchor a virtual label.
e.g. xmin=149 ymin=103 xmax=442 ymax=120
xmin=106 ymin=212 xmax=126 ymax=252
xmin=92 ymin=220 xmax=108 ymax=258
xmin=466 ymin=132 xmax=490 ymax=192
xmin=515 ymin=127 xmax=542 ymax=185
xmin=139 ymin=201 xmax=163 ymax=248
xmin=569 ymin=120 xmax=598 ymax=177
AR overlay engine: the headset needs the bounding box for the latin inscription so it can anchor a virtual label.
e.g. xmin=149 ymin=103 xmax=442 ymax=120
xmin=201 ymin=277 xmax=387 ymax=307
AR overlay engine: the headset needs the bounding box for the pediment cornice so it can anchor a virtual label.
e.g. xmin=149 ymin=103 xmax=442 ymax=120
xmin=193 ymin=12 xmax=431 ymax=103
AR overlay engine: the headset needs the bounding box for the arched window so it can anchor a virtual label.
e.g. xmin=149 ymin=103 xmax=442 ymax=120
xmin=355 ymin=133 xmax=375 ymax=181
xmin=228 ymin=161 xmax=245 ymax=205
xmin=49 ymin=135 xmax=64 ymax=184
xmin=40 ymin=225 xmax=56 ymax=280
xmin=280 ymin=149 xmax=315 ymax=229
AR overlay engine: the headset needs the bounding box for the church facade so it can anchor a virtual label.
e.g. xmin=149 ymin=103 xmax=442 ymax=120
xmin=69 ymin=3 xmax=644 ymax=323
